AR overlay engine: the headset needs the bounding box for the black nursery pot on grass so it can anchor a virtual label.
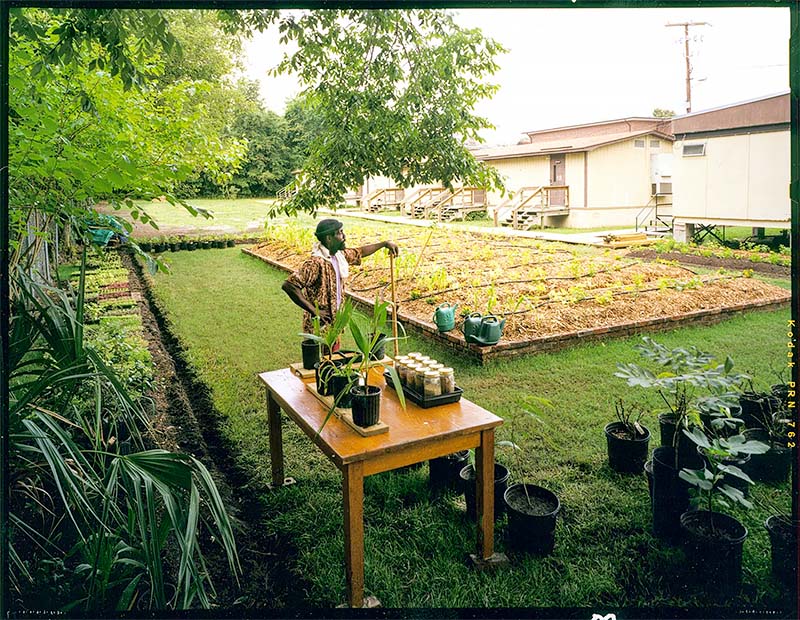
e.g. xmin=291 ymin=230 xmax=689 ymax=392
xmin=657 ymin=414 xmax=703 ymax=470
xmin=459 ymin=463 xmax=510 ymax=520
xmin=765 ymin=515 xmax=798 ymax=585
xmin=742 ymin=429 xmax=791 ymax=483
xmin=503 ymin=483 xmax=560 ymax=555
xmin=429 ymin=450 xmax=470 ymax=493
xmin=739 ymin=392 xmax=781 ymax=429
xmin=680 ymin=510 xmax=748 ymax=596
xmin=652 ymin=446 xmax=692 ymax=541
xmin=604 ymin=421 xmax=650 ymax=473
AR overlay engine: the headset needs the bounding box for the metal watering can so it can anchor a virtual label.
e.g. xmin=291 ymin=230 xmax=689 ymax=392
xmin=462 ymin=312 xmax=484 ymax=344
xmin=433 ymin=302 xmax=459 ymax=332
xmin=472 ymin=315 xmax=506 ymax=346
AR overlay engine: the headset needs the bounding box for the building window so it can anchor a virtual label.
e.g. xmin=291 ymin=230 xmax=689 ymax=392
xmin=682 ymin=142 xmax=706 ymax=157
xmin=634 ymin=139 xmax=646 ymax=148
xmin=650 ymin=139 xmax=660 ymax=148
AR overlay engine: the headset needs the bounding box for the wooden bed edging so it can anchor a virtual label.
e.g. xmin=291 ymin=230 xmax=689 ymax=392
xmin=242 ymin=247 xmax=791 ymax=366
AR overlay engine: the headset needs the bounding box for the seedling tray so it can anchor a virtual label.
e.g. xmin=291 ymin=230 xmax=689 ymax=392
xmin=383 ymin=372 xmax=463 ymax=408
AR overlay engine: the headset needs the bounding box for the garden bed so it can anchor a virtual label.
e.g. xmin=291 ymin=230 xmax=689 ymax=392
xmin=244 ymin=224 xmax=790 ymax=363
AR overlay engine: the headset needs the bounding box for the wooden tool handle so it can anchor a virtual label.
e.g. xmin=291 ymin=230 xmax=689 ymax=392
xmin=390 ymin=253 xmax=399 ymax=357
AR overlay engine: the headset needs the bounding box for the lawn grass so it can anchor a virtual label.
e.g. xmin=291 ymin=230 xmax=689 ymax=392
xmin=146 ymin=243 xmax=793 ymax=612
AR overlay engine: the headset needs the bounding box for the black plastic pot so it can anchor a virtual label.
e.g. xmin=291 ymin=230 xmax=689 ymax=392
xmin=697 ymin=447 xmax=751 ymax=497
xmin=459 ymin=463 xmax=510 ymax=520
xmin=680 ymin=510 xmax=748 ymax=596
xmin=315 ymin=359 xmax=341 ymax=396
xmin=139 ymin=242 xmax=152 ymax=252
xmin=658 ymin=414 xmax=703 ymax=470
xmin=644 ymin=459 xmax=654 ymax=506
xmin=301 ymin=339 xmax=320 ymax=371
xmin=651 ymin=447 xmax=691 ymax=541
xmin=765 ymin=515 xmax=797 ymax=585
xmin=503 ymin=483 xmax=560 ymax=555
xmin=605 ymin=421 xmax=650 ymax=473
xmin=226 ymin=239 xmax=236 ymax=247
xmin=739 ymin=392 xmax=781 ymax=430
xmin=330 ymin=373 xmax=356 ymax=409
xmin=350 ymin=385 xmax=381 ymax=427
xmin=742 ymin=429 xmax=791 ymax=483
xmin=429 ymin=450 xmax=470 ymax=493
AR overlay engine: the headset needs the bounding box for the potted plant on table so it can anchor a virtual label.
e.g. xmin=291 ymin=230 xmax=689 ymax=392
xmin=604 ymin=398 xmax=650 ymax=474
xmin=299 ymin=299 xmax=355 ymax=396
xmin=678 ymin=428 xmax=769 ymax=597
xmin=347 ymin=297 xmax=406 ymax=428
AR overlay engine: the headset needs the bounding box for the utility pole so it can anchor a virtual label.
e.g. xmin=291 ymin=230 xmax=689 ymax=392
xmin=665 ymin=21 xmax=710 ymax=113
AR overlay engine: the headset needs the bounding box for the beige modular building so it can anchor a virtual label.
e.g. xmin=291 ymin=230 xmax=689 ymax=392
xmin=471 ymin=117 xmax=675 ymax=229
xmin=669 ymin=92 xmax=791 ymax=242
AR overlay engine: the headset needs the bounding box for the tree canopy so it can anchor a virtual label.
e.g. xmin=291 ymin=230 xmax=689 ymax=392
xmin=270 ymin=9 xmax=507 ymax=215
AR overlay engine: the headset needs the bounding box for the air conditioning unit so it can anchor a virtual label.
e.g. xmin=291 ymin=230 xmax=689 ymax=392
xmin=651 ymin=180 xmax=672 ymax=195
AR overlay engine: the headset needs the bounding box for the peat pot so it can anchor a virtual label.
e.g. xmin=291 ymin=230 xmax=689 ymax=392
xmin=680 ymin=510 xmax=748 ymax=597
xmin=651 ymin=446 xmax=691 ymax=541
xmin=350 ymin=385 xmax=381 ymax=427
xmin=459 ymin=463 xmax=510 ymax=521
xmin=301 ymin=339 xmax=321 ymax=371
xmin=765 ymin=515 xmax=798 ymax=585
xmin=604 ymin=421 xmax=651 ymax=473
xmin=503 ymin=483 xmax=560 ymax=555
xmin=429 ymin=450 xmax=470 ymax=494
xmin=742 ymin=429 xmax=791 ymax=483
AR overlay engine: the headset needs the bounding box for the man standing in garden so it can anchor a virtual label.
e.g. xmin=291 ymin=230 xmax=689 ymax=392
xmin=282 ymin=218 xmax=399 ymax=335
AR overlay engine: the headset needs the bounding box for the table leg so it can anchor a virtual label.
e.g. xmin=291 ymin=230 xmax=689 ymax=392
xmin=343 ymin=461 xmax=366 ymax=607
xmin=470 ymin=428 xmax=508 ymax=569
xmin=267 ymin=388 xmax=295 ymax=489
xmin=476 ymin=428 xmax=495 ymax=559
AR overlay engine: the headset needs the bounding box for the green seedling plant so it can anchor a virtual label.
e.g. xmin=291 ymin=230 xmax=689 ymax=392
xmin=679 ymin=428 xmax=769 ymax=533
xmin=615 ymin=337 xmax=750 ymax=469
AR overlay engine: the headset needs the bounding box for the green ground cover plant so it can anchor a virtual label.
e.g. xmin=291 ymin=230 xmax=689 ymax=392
xmin=147 ymin=245 xmax=792 ymax=611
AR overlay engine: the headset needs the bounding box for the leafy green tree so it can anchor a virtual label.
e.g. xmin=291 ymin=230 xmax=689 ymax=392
xmin=8 ymin=8 xmax=247 ymax=273
xmin=652 ymin=108 xmax=676 ymax=118
xmin=269 ymin=9 xmax=507 ymax=214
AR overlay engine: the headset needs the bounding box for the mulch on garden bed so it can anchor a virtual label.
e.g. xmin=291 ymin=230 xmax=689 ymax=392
xmin=247 ymin=226 xmax=790 ymax=346
xmin=627 ymin=249 xmax=790 ymax=277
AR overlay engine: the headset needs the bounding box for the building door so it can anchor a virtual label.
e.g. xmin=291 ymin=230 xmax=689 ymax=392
xmin=549 ymin=154 xmax=566 ymax=206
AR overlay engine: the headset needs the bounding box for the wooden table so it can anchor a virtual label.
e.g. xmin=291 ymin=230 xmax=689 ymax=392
xmin=258 ymin=367 xmax=505 ymax=607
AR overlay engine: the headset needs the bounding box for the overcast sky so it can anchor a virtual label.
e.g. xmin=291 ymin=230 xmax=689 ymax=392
xmin=242 ymin=6 xmax=789 ymax=146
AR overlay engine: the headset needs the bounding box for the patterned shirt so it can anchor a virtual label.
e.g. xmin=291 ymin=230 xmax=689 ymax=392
xmin=286 ymin=247 xmax=362 ymax=333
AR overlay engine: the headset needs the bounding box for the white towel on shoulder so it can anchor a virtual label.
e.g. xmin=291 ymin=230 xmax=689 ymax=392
xmin=311 ymin=241 xmax=350 ymax=280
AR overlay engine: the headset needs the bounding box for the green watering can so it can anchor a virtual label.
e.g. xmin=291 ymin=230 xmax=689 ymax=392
xmin=462 ymin=312 xmax=484 ymax=344
xmin=433 ymin=302 xmax=459 ymax=332
xmin=471 ymin=315 xmax=506 ymax=346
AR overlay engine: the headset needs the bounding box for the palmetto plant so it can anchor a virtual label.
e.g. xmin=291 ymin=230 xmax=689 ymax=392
xmin=8 ymin=253 xmax=240 ymax=612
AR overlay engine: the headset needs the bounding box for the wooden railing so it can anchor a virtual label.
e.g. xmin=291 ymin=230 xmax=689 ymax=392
xmin=495 ymin=185 xmax=570 ymax=229
xmin=400 ymin=187 xmax=445 ymax=216
xmin=364 ymin=188 xmax=405 ymax=212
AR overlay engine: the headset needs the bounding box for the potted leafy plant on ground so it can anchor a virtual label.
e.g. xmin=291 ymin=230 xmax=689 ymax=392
xmin=615 ymin=337 xmax=748 ymax=540
xmin=741 ymin=399 xmax=792 ymax=482
xmin=678 ymin=428 xmax=769 ymax=597
xmin=498 ymin=396 xmax=561 ymax=555
xmin=604 ymin=398 xmax=650 ymax=474
xmin=763 ymin=512 xmax=798 ymax=585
